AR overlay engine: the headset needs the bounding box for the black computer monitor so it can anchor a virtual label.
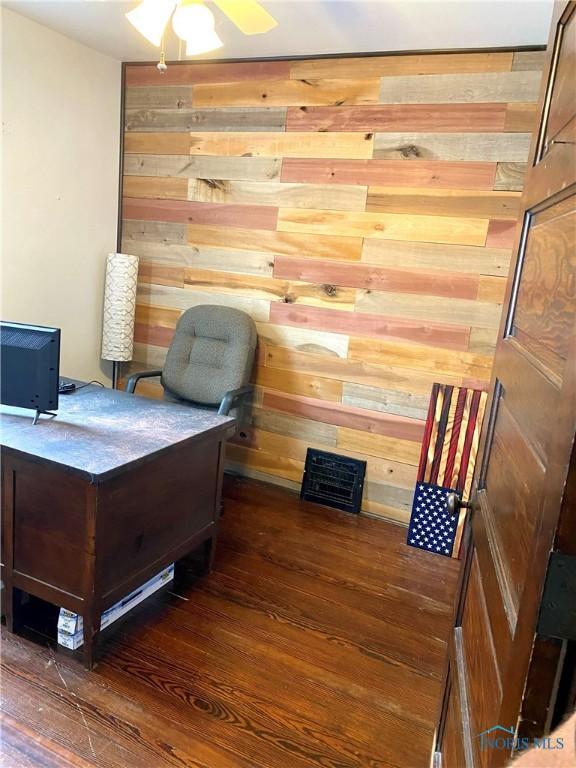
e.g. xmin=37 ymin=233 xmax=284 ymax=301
xmin=0 ymin=321 xmax=60 ymax=424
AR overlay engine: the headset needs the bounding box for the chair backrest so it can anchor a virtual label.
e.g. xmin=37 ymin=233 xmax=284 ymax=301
xmin=161 ymin=305 xmax=257 ymax=406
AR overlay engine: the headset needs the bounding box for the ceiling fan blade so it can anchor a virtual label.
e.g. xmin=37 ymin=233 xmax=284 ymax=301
xmin=212 ymin=0 xmax=277 ymax=35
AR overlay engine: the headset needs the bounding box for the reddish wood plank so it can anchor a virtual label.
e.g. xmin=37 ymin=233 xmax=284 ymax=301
xmin=134 ymin=322 xmax=174 ymax=348
xmin=273 ymin=256 xmax=479 ymax=299
xmin=125 ymin=61 xmax=291 ymax=86
xmin=269 ymin=302 xmax=470 ymax=351
xmin=262 ymin=390 xmax=425 ymax=442
xmin=486 ymin=219 xmax=518 ymax=248
xmin=281 ymin=159 xmax=497 ymax=189
xmin=286 ymin=103 xmax=507 ymax=132
xmin=123 ymin=197 xmax=278 ymax=230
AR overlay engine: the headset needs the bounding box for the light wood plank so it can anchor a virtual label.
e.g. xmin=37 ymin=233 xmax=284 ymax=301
xmin=269 ymin=301 xmax=470 ymax=351
xmin=342 ymin=382 xmax=430 ymax=421
xmin=248 ymin=406 xmax=337 ymax=445
xmin=363 ymin=481 xmax=415 ymax=517
xmin=183 ymin=268 xmax=356 ymax=310
xmin=355 ymin=290 xmax=503 ymax=330
xmin=256 ymin=322 xmax=349 ymax=358
xmin=194 ymin=79 xmax=381 ymax=107
xmin=263 ymin=344 xmax=468 ymax=395
xmin=125 ymin=60 xmax=291 ymax=86
xmin=366 ymin=187 xmax=522 ymax=219
xmin=123 ymin=154 xmax=282 ymax=181
xmin=123 ymin=197 xmax=278 ymax=230
xmin=362 ymin=496 xmax=412 ymax=524
xmin=188 ymin=132 xmax=374 ymax=158
xmin=373 ymin=132 xmax=532 ymax=161
xmin=290 ymin=53 xmax=514 ymax=80
xmin=254 ymin=366 xmax=343 ymax=401
xmin=132 ymin=341 xmax=168 ymax=368
xmin=347 ymin=336 xmax=493 ymax=380
xmin=123 ymin=176 xmax=188 ymax=200
xmin=122 ymin=219 xmax=187 ymax=245
xmin=125 ymin=107 xmax=287 ymax=132
xmin=124 ymin=133 xmax=190 ymax=154
xmin=286 ymin=103 xmax=507 ymax=132
xmin=262 ymin=390 xmax=425 ymax=442
xmin=125 ymin=86 xmax=194 ymax=109
xmin=123 ymin=239 xmax=275 ymax=276
xmin=187 ymin=224 xmax=363 ymax=261
xmin=138 ymin=262 xmax=184 ymax=287
xmin=361 ymin=239 xmax=511 ymax=277
xmin=337 ymin=427 xmax=421 ymax=465
xmin=477 ymin=275 xmax=508 ymax=303
xmin=378 ymin=71 xmax=540 ymax=104
xmin=136 ymin=284 xmax=271 ymax=322
xmin=281 ymin=158 xmax=496 ymax=189
xmin=272 ymin=257 xmax=479 ymax=300
xmin=512 ymin=51 xmax=547 ymax=71
xmin=505 ymin=102 xmax=539 ymax=131
xmin=226 ymin=444 xmax=305 ymax=484
xmin=187 ymin=179 xmax=367 ymax=211
xmin=468 ymin=327 xmax=499 ymax=355
xmin=277 ymin=208 xmax=488 ymax=246
xmin=494 ymin=162 xmax=527 ymax=191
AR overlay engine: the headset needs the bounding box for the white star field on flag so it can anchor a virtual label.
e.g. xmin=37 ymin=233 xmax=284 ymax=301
xmin=406 ymin=482 xmax=459 ymax=557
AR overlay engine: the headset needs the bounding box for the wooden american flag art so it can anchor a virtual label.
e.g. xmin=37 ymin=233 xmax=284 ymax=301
xmin=407 ymin=384 xmax=488 ymax=558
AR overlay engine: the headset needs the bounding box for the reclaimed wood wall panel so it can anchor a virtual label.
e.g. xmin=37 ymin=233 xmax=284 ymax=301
xmin=121 ymin=50 xmax=542 ymax=524
xmin=123 ymin=154 xmax=283 ymax=181
xmin=281 ymin=158 xmax=497 ymax=188
xmin=285 ymin=103 xmax=508 ymax=132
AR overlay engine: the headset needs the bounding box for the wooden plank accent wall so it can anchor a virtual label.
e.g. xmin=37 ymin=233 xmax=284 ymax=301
xmin=120 ymin=50 xmax=544 ymax=524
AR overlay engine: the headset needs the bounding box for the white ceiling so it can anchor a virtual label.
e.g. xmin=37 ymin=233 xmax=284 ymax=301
xmin=3 ymin=0 xmax=554 ymax=63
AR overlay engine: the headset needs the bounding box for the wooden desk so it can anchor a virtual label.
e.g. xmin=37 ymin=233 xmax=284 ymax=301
xmin=0 ymin=384 xmax=235 ymax=668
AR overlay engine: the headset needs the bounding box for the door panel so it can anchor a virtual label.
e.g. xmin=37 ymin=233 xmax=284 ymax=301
xmin=442 ymin=676 xmax=468 ymax=768
xmin=481 ymin=395 xmax=546 ymax=614
xmin=437 ymin=3 xmax=576 ymax=766
xmin=511 ymin=196 xmax=576 ymax=382
xmin=461 ymin=552 xmax=501 ymax=767
xmin=544 ymin=7 xmax=575 ymax=144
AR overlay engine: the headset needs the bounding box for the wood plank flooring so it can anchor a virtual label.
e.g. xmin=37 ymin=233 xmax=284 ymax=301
xmin=0 ymin=478 xmax=459 ymax=768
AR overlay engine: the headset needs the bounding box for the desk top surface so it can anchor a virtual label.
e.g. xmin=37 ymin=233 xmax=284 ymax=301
xmin=0 ymin=383 xmax=235 ymax=481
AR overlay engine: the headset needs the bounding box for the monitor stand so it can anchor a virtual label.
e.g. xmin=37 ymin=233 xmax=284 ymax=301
xmin=32 ymin=409 xmax=57 ymax=426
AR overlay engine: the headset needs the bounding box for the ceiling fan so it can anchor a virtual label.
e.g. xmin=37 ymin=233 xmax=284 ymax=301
xmin=126 ymin=0 xmax=277 ymax=69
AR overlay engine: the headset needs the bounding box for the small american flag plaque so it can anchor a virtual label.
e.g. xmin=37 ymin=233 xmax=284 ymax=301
xmin=407 ymin=482 xmax=460 ymax=558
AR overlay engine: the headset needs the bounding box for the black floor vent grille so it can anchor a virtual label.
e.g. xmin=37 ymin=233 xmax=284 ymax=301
xmin=300 ymin=448 xmax=366 ymax=514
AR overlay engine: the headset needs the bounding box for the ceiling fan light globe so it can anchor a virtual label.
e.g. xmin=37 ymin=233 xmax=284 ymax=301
xmin=172 ymin=1 xmax=217 ymax=40
xmin=126 ymin=0 xmax=176 ymax=47
xmin=184 ymin=28 xmax=223 ymax=55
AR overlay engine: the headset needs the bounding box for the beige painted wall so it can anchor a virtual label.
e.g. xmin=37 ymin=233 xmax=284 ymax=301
xmin=1 ymin=8 xmax=121 ymax=383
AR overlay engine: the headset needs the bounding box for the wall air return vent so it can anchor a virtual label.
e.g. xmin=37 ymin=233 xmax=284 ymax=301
xmin=300 ymin=448 xmax=366 ymax=514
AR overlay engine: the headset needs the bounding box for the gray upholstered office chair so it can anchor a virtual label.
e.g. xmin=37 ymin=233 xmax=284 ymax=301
xmin=126 ymin=305 xmax=257 ymax=416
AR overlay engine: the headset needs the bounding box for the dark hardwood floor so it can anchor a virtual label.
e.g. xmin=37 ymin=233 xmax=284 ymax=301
xmin=1 ymin=477 xmax=459 ymax=768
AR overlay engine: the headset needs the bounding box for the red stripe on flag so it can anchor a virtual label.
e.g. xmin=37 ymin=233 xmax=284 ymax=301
xmin=457 ymin=389 xmax=481 ymax=493
xmin=443 ymin=387 xmax=467 ymax=488
xmin=417 ymin=383 xmax=439 ymax=482
xmin=430 ymin=386 xmax=453 ymax=485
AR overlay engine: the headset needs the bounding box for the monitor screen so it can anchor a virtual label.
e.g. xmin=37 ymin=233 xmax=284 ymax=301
xmin=0 ymin=321 xmax=60 ymax=416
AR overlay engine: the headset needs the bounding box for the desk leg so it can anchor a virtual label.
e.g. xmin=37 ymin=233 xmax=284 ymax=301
xmin=82 ymin=609 xmax=100 ymax=671
xmin=204 ymin=531 xmax=218 ymax=574
xmin=2 ymin=462 xmax=16 ymax=632
xmin=3 ymin=586 xmax=15 ymax=632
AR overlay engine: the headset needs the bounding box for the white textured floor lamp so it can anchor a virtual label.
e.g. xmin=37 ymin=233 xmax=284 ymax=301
xmin=101 ymin=253 xmax=139 ymax=389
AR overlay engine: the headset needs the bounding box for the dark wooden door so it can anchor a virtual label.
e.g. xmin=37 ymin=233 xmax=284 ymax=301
xmin=436 ymin=3 xmax=576 ymax=766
